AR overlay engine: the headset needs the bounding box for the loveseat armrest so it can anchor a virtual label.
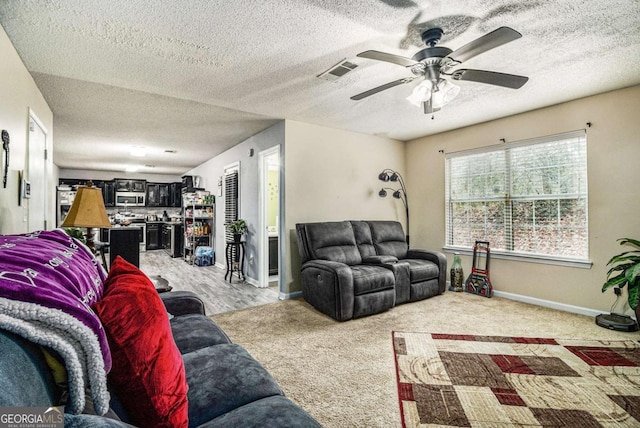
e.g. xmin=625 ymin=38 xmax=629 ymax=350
xmin=406 ymin=249 xmax=448 ymax=293
xmin=160 ymin=291 xmax=206 ymax=316
xmin=362 ymin=255 xmax=398 ymax=264
xmin=300 ymin=260 xmax=355 ymax=321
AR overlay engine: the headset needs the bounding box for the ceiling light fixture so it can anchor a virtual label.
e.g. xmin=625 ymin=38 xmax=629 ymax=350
xmin=406 ymin=78 xmax=460 ymax=111
xmin=125 ymin=165 xmax=140 ymax=173
xmin=130 ymin=146 xmax=147 ymax=157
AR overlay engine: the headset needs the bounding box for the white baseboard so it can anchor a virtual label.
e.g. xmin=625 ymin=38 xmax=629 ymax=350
xmin=492 ymin=290 xmax=604 ymax=318
xmin=279 ymin=290 xmax=303 ymax=300
xmin=245 ymin=277 xmax=259 ymax=287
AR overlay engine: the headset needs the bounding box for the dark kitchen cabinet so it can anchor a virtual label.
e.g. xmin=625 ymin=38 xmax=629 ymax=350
xmin=131 ymin=180 xmax=146 ymax=192
xmin=146 ymin=183 xmax=171 ymax=207
xmin=146 ymin=223 xmax=161 ymax=250
xmin=94 ymin=181 xmax=111 ymax=205
xmin=146 ymin=183 xmax=159 ymax=206
xmin=170 ymin=182 xmax=182 ymax=207
xmin=159 ymin=184 xmax=170 ymax=206
xmin=100 ymin=180 xmax=115 ymax=207
xmin=115 ymin=179 xmax=146 ymax=192
xmin=115 ymin=179 xmax=130 ymax=192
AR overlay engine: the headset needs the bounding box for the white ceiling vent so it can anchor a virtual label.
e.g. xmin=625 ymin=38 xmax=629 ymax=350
xmin=317 ymin=59 xmax=358 ymax=82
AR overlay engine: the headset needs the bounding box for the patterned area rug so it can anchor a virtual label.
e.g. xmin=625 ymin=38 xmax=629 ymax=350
xmin=393 ymin=332 xmax=640 ymax=427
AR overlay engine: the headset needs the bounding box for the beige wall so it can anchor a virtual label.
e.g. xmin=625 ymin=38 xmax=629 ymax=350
xmin=284 ymin=120 xmax=405 ymax=294
xmin=406 ymin=85 xmax=640 ymax=314
xmin=0 ymin=24 xmax=54 ymax=234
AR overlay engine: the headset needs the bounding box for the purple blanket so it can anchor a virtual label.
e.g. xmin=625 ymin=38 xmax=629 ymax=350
xmin=0 ymin=229 xmax=111 ymax=370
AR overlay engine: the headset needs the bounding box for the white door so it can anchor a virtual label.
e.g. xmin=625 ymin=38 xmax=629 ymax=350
xmin=28 ymin=112 xmax=48 ymax=231
xmin=258 ymin=146 xmax=280 ymax=289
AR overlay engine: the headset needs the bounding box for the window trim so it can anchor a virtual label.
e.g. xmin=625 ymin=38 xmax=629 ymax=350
xmin=443 ymin=245 xmax=592 ymax=269
xmin=444 ymin=129 xmax=590 ymax=265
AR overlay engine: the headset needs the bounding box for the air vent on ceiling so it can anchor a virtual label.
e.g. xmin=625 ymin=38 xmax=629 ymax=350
xmin=317 ymin=59 xmax=358 ymax=82
xmin=144 ymin=164 xmax=156 ymax=168
xmin=164 ymin=149 xmax=177 ymax=153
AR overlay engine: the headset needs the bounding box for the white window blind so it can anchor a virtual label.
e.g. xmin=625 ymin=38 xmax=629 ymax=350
xmin=224 ymin=169 xmax=239 ymax=243
xmin=445 ymin=130 xmax=588 ymax=261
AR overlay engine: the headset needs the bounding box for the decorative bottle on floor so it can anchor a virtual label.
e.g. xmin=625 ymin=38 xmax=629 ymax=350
xmin=450 ymin=253 xmax=464 ymax=292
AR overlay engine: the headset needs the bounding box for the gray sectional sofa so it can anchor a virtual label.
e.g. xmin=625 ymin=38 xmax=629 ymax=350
xmin=296 ymin=220 xmax=447 ymax=321
xmin=0 ymin=291 xmax=321 ymax=427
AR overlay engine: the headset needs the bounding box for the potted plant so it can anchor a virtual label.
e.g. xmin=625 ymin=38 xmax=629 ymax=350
xmin=602 ymin=238 xmax=640 ymax=319
xmin=226 ymin=219 xmax=247 ymax=243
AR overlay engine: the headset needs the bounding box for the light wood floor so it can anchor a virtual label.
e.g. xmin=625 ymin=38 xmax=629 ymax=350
xmin=139 ymin=250 xmax=280 ymax=315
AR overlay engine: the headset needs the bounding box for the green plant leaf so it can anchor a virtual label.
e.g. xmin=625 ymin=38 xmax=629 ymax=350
xmin=607 ymin=263 xmax=635 ymax=277
xmin=607 ymin=251 xmax=640 ymax=265
xmin=602 ymin=273 xmax=628 ymax=292
xmin=607 ymin=253 xmax=640 ymax=266
xmin=625 ymin=263 xmax=640 ymax=283
xmin=619 ymin=238 xmax=640 ymax=249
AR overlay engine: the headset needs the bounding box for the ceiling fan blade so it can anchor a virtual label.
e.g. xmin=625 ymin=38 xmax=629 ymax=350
xmin=357 ymin=50 xmax=418 ymax=68
xmin=447 ymin=27 xmax=522 ymax=64
xmin=451 ymin=69 xmax=529 ymax=89
xmin=350 ymin=77 xmax=417 ymax=101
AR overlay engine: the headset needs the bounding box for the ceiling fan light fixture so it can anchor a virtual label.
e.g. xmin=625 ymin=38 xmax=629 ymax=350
xmin=432 ymin=79 xmax=460 ymax=109
xmin=406 ymin=80 xmax=433 ymax=107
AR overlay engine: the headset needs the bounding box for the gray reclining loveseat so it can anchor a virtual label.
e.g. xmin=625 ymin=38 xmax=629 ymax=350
xmin=295 ymin=220 xmax=446 ymax=321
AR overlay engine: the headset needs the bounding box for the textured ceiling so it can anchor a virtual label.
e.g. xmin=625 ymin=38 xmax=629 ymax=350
xmin=1 ymin=0 xmax=639 ymax=174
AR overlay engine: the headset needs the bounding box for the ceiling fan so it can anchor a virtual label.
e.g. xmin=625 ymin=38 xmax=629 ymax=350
xmin=351 ymin=27 xmax=529 ymax=114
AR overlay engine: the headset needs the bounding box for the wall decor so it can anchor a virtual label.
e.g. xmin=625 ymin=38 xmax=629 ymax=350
xmin=17 ymin=170 xmax=23 ymax=206
xmin=1 ymin=129 xmax=9 ymax=188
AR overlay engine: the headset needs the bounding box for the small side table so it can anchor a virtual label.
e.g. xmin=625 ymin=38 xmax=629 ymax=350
xmin=225 ymin=241 xmax=246 ymax=282
xmin=149 ymin=275 xmax=173 ymax=293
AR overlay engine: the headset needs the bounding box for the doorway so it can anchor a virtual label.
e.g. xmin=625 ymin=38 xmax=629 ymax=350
xmin=258 ymin=146 xmax=280 ymax=289
xmin=28 ymin=110 xmax=48 ymax=231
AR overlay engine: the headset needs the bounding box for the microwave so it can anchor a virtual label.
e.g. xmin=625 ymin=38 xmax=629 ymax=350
xmin=115 ymin=192 xmax=146 ymax=207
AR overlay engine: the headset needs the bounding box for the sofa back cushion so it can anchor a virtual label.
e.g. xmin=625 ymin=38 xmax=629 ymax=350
xmin=350 ymin=221 xmax=377 ymax=258
xmin=297 ymin=221 xmax=362 ymax=265
xmin=368 ymin=221 xmax=408 ymax=259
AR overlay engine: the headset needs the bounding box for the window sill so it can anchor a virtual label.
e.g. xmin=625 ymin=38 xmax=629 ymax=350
xmin=442 ymin=246 xmax=592 ymax=269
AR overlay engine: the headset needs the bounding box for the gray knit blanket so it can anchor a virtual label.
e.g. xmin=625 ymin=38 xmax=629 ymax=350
xmin=0 ymin=297 xmax=110 ymax=415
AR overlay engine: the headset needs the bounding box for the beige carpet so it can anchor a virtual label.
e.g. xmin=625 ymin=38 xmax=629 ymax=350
xmin=212 ymin=292 xmax=637 ymax=428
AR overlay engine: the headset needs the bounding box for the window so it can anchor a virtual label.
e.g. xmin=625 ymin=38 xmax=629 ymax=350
xmin=445 ymin=130 xmax=588 ymax=262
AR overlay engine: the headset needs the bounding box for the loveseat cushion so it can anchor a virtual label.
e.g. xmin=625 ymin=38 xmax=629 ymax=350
xmin=301 ymin=221 xmax=362 ymax=265
xmin=170 ymin=314 xmax=232 ymax=354
xmin=351 ymin=265 xmax=395 ymax=295
xmin=198 ymin=395 xmax=322 ymax=428
xmin=184 ymin=344 xmax=283 ymax=427
xmin=405 ymin=259 xmax=440 ymax=283
xmin=93 ymin=256 xmax=188 ymax=428
xmin=367 ymin=220 xmax=408 ymax=259
xmin=351 ymin=220 xmax=376 ymax=258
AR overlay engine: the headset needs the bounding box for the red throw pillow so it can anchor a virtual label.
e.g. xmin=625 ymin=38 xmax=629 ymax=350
xmin=93 ymin=256 xmax=188 ymax=428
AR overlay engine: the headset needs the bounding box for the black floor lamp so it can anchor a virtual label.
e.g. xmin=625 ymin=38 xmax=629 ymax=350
xmin=378 ymin=169 xmax=409 ymax=246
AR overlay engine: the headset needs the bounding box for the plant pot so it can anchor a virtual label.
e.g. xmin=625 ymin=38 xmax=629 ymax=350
xmin=233 ymin=234 xmax=241 ymax=243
